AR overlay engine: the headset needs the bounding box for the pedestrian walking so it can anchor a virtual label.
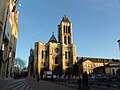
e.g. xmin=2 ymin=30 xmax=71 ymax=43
xmin=82 ymin=71 xmax=89 ymax=89
xmin=77 ymin=77 xmax=82 ymax=90
xmin=37 ymin=75 xmax=39 ymax=82
xmin=51 ymin=74 xmax=53 ymax=82
xmin=89 ymin=73 xmax=92 ymax=79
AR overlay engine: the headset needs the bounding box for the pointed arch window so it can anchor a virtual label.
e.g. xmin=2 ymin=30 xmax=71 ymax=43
xmin=66 ymin=26 xmax=67 ymax=33
xmin=45 ymin=50 xmax=47 ymax=59
xmin=68 ymin=26 xmax=70 ymax=33
xmin=65 ymin=52 xmax=67 ymax=59
xmin=64 ymin=25 xmax=65 ymax=33
xmin=42 ymin=50 xmax=44 ymax=59
xmin=68 ymin=51 xmax=71 ymax=59
xmin=64 ymin=36 xmax=67 ymax=44
xmin=68 ymin=36 xmax=71 ymax=44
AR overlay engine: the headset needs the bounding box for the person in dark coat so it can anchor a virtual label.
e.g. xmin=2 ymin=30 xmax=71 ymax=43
xmin=37 ymin=75 xmax=39 ymax=82
xmin=82 ymin=71 xmax=89 ymax=89
xmin=51 ymin=74 xmax=53 ymax=82
xmin=77 ymin=77 xmax=82 ymax=90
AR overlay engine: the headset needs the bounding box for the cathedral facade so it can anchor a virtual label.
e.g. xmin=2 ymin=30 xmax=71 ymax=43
xmin=33 ymin=15 xmax=77 ymax=75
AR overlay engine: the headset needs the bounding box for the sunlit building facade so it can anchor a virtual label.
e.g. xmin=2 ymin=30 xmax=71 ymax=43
xmin=77 ymin=57 xmax=120 ymax=75
xmin=33 ymin=15 xmax=77 ymax=75
xmin=0 ymin=0 xmax=19 ymax=79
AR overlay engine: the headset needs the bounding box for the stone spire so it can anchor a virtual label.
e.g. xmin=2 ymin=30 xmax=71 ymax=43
xmin=48 ymin=32 xmax=57 ymax=43
xmin=61 ymin=14 xmax=70 ymax=23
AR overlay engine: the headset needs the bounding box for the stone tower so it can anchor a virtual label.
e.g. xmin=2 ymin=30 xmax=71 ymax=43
xmin=33 ymin=14 xmax=77 ymax=76
xmin=58 ymin=14 xmax=77 ymax=72
xmin=58 ymin=14 xmax=72 ymax=44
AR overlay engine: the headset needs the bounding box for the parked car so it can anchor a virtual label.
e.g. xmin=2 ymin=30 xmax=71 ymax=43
xmin=43 ymin=71 xmax=52 ymax=80
xmin=53 ymin=75 xmax=57 ymax=79
xmin=95 ymin=74 xmax=112 ymax=82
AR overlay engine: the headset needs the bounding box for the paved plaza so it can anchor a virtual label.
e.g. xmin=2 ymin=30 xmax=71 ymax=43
xmin=28 ymin=78 xmax=76 ymax=90
xmin=0 ymin=78 xmax=120 ymax=90
xmin=0 ymin=78 xmax=76 ymax=90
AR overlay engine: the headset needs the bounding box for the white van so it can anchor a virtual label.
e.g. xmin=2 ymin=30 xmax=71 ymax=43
xmin=43 ymin=71 xmax=52 ymax=80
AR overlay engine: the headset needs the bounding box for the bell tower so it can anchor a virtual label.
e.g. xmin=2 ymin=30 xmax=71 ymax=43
xmin=58 ymin=15 xmax=76 ymax=73
xmin=58 ymin=14 xmax=73 ymax=45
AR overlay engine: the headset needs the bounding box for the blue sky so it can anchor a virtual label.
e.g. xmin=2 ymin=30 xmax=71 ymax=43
xmin=16 ymin=0 xmax=120 ymax=65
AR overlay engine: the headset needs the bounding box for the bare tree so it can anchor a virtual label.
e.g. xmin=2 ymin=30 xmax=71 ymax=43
xmin=14 ymin=57 xmax=26 ymax=78
xmin=14 ymin=57 xmax=26 ymax=69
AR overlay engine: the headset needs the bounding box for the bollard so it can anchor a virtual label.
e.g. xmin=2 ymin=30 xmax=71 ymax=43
xmin=68 ymin=81 xmax=70 ymax=83
xmin=65 ymin=81 xmax=66 ymax=83
xmin=97 ymin=83 xmax=101 ymax=86
xmin=72 ymin=81 xmax=74 ymax=84
xmin=106 ymin=84 xmax=110 ymax=87
xmin=89 ymin=83 xmax=92 ymax=85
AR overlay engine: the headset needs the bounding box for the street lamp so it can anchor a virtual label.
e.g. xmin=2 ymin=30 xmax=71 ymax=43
xmin=117 ymin=39 xmax=120 ymax=50
xmin=6 ymin=51 xmax=12 ymax=77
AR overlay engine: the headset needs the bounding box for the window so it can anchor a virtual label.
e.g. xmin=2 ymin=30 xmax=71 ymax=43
xmin=42 ymin=50 xmax=44 ymax=59
xmin=45 ymin=50 xmax=47 ymax=59
xmin=65 ymin=52 xmax=67 ymax=59
xmin=68 ymin=52 xmax=70 ymax=59
xmin=64 ymin=36 xmax=66 ymax=44
xmin=64 ymin=29 xmax=65 ymax=33
xmin=67 ymin=62 xmax=69 ymax=66
xmin=43 ymin=62 xmax=45 ymax=67
xmin=64 ymin=25 xmax=65 ymax=33
xmin=68 ymin=36 xmax=71 ymax=44
xmin=66 ymin=26 xmax=67 ymax=33
xmin=68 ymin=26 xmax=70 ymax=33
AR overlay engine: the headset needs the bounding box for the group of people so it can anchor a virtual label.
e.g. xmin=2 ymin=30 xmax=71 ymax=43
xmin=36 ymin=71 xmax=89 ymax=90
xmin=77 ymin=72 xmax=89 ymax=90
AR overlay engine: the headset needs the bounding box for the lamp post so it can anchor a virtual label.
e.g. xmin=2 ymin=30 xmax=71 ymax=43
xmin=6 ymin=51 xmax=12 ymax=78
xmin=117 ymin=40 xmax=120 ymax=50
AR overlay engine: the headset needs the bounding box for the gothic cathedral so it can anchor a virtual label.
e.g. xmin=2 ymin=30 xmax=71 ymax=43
xmin=34 ymin=15 xmax=77 ymax=75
